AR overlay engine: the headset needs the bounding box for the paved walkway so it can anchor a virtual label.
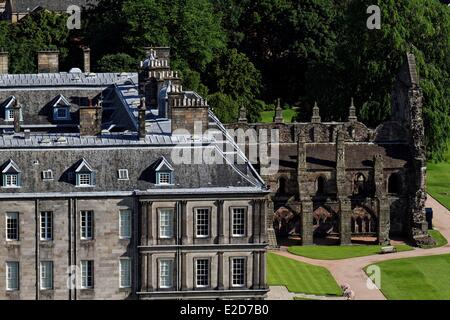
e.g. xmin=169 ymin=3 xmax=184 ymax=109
xmin=272 ymin=195 xmax=450 ymax=300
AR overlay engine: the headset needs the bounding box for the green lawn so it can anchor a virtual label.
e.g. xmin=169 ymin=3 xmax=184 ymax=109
xmin=260 ymin=108 xmax=297 ymax=123
xmin=267 ymin=252 xmax=342 ymax=296
xmin=288 ymin=244 xmax=413 ymax=260
xmin=423 ymin=229 xmax=448 ymax=249
xmin=365 ymin=254 xmax=450 ymax=300
xmin=427 ymin=142 xmax=450 ymax=210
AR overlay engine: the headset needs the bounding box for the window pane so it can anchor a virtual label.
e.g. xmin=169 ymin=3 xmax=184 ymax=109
xmin=158 ymin=172 xmax=171 ymax=184
xmin=120 ymin=259 xmax=131 ymax=288
xmin=40 ymin=261 xmax=53 ymax=290
xmin=81 ymin=260 xmax=94 ymax=288
xmin=196 ymin=259 xmax=209 ymax=287
xmin=80 ymin=211 xmax=93 ymax=240
xmin=6 ymin=212 xmax=19 ymax=240
xmin=232 ymin=208 xmax=246 ymax=236
xmin=159 ymin=209 xmax=173 ymax=238
xmin=159 ymin=259 xmax=173 ymax=289
xmin=119 ymin=210 xmax=131 ymax=239
xmin=78 ymin=173 xmax=91 ymax=186
xmin=232 ymin=258 xmax=245 ymax=287
xmin=196 ymin=209 xmax=209 ymax=238
xmin=40 ymin=211 xmax=53 ymax=241
xmin=6 ymin=262 xmax=19 ymax=290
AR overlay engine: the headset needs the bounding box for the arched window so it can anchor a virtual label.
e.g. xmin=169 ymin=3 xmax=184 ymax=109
xmin=316 ymin=176 xmax=326 ymax=195
xmin=354 ymin=173 xmax=366 ymax=195
xmin=388 ymin=173 xmax=402 ymax=194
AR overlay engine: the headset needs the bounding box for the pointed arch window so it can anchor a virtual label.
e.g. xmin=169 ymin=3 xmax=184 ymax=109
xmin=316 ymin=176 xmax=326 ymax=195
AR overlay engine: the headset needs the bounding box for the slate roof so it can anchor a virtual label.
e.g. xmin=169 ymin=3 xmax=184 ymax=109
xmin=0 ymin=145 xmax=265 ymax=194
xmin=0 ymin=72 xmax=136 ymax=88
xmin=10 ymin=0 xmax=98 ymax=12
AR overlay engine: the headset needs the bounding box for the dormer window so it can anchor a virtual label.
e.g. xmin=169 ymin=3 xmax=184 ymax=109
xmin=153 ymin=156 xmax=174 ymax=185
xmin=118 ymin=169 xmax=129 ymax=180
xmin=1 ymin=159 xmax=21 ymax=188
xmin=75 ymin=158 xmax=95 ymax=187
xmin=52 ymin=95 xmax=71 ymax=121
xmin=42 ymin=170 xmax=54 ymax=180
xmin=3 ymin=96 xmax=20 ymax=122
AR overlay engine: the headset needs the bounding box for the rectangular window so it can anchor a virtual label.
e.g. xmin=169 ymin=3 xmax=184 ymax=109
xmin=159 ymin=259 xmax=173 ymax=289
xmin=81 ymin=260 xmax=94 ymax=289
xmin=232 ymin=208 xmax=246 ymax=237
xmin=6 ymin=262 xmax=19 ymax=291
xmin=159 ymin=209 xmax=174 ymax=239
xmin=6 ymin=212 xmax=19 ymax=241
xmin=40 ymin=211 xmax=53 ymax=241
xmin=195 ymin=259 xmax=209 ymax=288
xmin=42 ymin=170 xmax=53 ymax=180
xmin=78 ymin=173 xmax=92 ymax=186
xmin=80 ymin=211 xmax=93 ymax=240
xmin=195 ymin=208 xmax=210 ymax=238
xmin=119 ymin=210 xmax=131 ymax=239
xmin=56 ymin=108 xmax=68 ymax=119
xmin=231 ymin=258 xmax=246 ymax=287
xmin=157 ymin=172 xmax=171 ymax=185
xmin=5 ymin=109 xmax=14 ymax=121
xmin=118 ymin=169 xmax=129 ymax=180
xmin=4 ymin=174 xmax=19 ymax=187
xmin=119 ymin=259 xmax=131 ymax=288
xmin=40 ymin=261 xmax=53 ymax=290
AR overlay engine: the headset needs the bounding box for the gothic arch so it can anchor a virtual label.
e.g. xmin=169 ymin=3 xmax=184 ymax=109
xmin=315 ymin=176 xmax=326 ymax=196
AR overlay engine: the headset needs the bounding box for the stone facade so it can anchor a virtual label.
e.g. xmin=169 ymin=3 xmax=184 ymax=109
xmin=226 ymin=53 xmax=434 ymax=247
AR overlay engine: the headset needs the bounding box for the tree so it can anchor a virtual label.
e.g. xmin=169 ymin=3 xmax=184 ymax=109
xmin=207 ymin=92 xmax=239 ymax=123
xmin=97 ymin=53 xmax=138 ymax=72
xmin=206 ymin=48 xmax=262 ymax=122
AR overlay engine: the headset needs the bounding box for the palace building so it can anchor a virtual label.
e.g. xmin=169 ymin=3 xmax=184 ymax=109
xmin=0 ymin=48 xmax=269 ymax=300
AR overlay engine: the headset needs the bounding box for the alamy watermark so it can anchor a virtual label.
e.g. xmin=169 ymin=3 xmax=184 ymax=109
xmin=67 ymin=5 xmax=81 ymax=30
xmin=366 ymin=265 xmax=381 ymax=290
xmin=367 ymin=5 xmax=381 ymax=30
xmin=171 ymin=122 xmax=280 ymax=176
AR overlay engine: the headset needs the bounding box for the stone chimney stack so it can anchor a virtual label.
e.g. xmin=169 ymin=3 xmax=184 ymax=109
xmin=83 ymin=47 xmax=91 ymax=74
xmin=138 ymin=97 xmax=146 ymax=140
xmin=79 ymin=98 xmax=102 ymax=136
xmin=13 ymin=99 xmax=21 ymax=133
xmin=37 ymin=50 xmax=59 ymax=73
xmin=0 ymin=51 xmax=8 ymax=74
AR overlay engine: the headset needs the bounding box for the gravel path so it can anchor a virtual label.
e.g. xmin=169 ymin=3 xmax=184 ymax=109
xmin=271 ymin=195 xmax=450 ymax=300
